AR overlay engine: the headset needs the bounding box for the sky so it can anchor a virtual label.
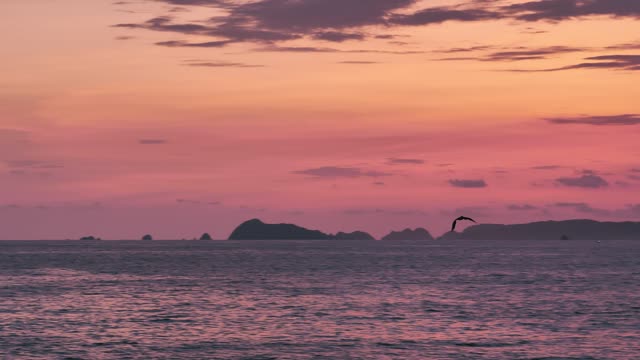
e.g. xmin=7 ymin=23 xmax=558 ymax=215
xmin=1 ymin=0 xmax=639 ymax=240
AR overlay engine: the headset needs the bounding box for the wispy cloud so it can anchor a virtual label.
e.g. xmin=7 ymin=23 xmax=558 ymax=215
xmin=386 ymin=157 xmax=425 ymax=165
xmin=184 ymin=61 xmax=264 ymax=68
xmin=505 ymin=54 xmax=640 ymax=72
xmin=546 ymin=114 xmax=640 ymax=126
xmin=552 ymin=202 xmax=609 ymax=215
xmin=555 ymin=174 xmax=609 ymax=188
xmin=293 ymin=166 xmax=392 ymax=178
xmin=116 ymin=0 xmax=640 ymax=54
xmin=449 ymin=179 xmax=487 ymax=188
xmin=531 ymin=165 xmax=564 ymax=170
xmin=337 ymin=61 xmax=380 ymax=64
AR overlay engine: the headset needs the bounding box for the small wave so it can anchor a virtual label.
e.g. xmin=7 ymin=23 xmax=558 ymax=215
xmin=376 ymin=342 xmax=408 ymax=349
xmin=523 ymin=357 xmax=600 ymax=360
xmin=454 ymin=340 xmax=530 ymax=348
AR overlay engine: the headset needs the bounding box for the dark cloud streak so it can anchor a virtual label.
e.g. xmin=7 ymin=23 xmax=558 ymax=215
xmin=546 ymin=114 xmax=640 ymax=126
xmin=449 ymin=179 xmax=487 ymax=188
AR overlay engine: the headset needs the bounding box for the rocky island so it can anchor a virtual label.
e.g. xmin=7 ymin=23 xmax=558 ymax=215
xmin=229 ymin=219 xmax=330 ymax=240
xmin=228 ymin=219 xmax=375 ymax=240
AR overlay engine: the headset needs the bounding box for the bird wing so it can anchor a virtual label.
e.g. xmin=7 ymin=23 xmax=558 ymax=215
xmin=461 ymin=216 xmax=476 ymax=223
xmin=451 ymin=219 xmax=457 ymax=232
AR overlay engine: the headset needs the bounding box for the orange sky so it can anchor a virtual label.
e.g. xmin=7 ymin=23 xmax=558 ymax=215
xmin=1 ymin=0 xmax=639 ymax=239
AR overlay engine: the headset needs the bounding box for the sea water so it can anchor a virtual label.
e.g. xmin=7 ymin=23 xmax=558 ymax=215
xmin=1 ymin=240 xmax=639 ymax=359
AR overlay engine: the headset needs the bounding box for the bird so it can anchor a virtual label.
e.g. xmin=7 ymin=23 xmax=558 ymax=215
xmin=451 ymin=216 xmax=476 ymax=232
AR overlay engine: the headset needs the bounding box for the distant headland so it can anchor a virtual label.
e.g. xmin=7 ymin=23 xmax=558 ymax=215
xmin=436 ymin=219 xmax=640 ymax=241
xmin=72 ymin=218 xmax=640 ymax=241
xmin=226 ymin=218 xmax=639 ymax=241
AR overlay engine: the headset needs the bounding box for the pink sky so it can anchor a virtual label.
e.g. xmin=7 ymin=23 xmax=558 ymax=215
xmin=1 ymin=0 xmax=639 ymax=239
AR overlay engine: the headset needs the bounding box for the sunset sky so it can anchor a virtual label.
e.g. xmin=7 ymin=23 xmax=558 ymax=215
xmin=1 ymin=0 xmax=639 ymax=239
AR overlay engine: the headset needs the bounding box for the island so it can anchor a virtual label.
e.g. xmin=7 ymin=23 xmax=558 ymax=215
xmin=142 ymin=234 xmax=153 ymax=241
xmin=229 ymin=219 xmax=330 ymax=240
xmin=80 ymin=236 xmax=101 ymax=241
xmin=200 ymin=233 xmax=213 ymax=240
xmin=381 ymin=228 xmax=434 ymax=241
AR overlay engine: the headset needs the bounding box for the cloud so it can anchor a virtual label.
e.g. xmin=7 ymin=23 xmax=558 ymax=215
xmin=184 ymin=61 xmax=264 ymax=68
xmin=4 ymin=160 xmax=63 ymax=169
xmin=312 ymin=31 xmax=365 ymax=42
xmin=115 ymin=35 xmax=135 ymax=40
xmin=115 ymin=16 xmax=298 ymax=44
xmin=555 ymin=174 xmax=609 ymax=188
xmin=502 ymin=0 xmax=640 ymax=22
xmin=390 ymin=7 xmax=500 ymax=25
xmin=256 ymin=45 xmax=424 ymax=54
xmin=155 ymin=40 xmax=233 ymax=48
xmin=118 ymin=0 xmax=417 ymax=46
xmin=118 ymin=0 xmax=640 ymax=54
xmin=449 ymin=179 xmax=487 ymax=188
xmin=483 ymin=46 xmax=585 ymax=61
xmin=507 ymin=204 xmax=538 ymax=211
xmin=386 ymin=157 xmax=425 ymax=165
xmin=553 ymin=202 xmax=609 ymax=215
xmin=439 ymin=46 xmax=587 ymax=62
xmin=606 ymin=41 xmax=640 ymax=51
xmin=546 ymin=114 xmax=640 ymax=126
xmin=433 ymin=45 xmax=495 ymax=53
xmin=506 ymin=54 xmax=640 ymax=72
xmin=372 ymin=181 xmax=385 ymax=186
xmin=153 ymin=0 xmax=226 ymax=5
xmin=231 ymin=0 xmax=414 ymax=32
xmin=177 ymin=198 xmax=221 ymax=205
xmin=293 ymin=166 xmax=392 ymax=178
xmin=4 ymin=159 xmax=62 ymax=178
xmin=338 ymin=61 xmax=380 ymax=64
xmin=531 ymin=165 xmax=563 ymax=170
xmin=138 ymin=139 xmax=168 ymax=144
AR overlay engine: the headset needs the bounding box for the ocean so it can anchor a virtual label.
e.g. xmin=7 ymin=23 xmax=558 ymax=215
xmin=1 ymin=240 xmax=638 ymax=359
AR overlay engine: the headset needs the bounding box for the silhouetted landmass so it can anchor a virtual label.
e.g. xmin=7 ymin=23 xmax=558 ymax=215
xmin=229 ymin=219 xmax=331 ymax=240
xmin=333 ymin=231 xmax=376 ymax=240
xmin=200 ymin=233 xmax=213 ymax=240
xmin=80 ymin=236 xmax=101 ymax=241
xmin=142 ymin=234 xmax=153 ymax=241
xmin=437 ymin=231 xmax=460 ymax=241
xmin=436 ymin=220 xmax=640 ymax=240
xmin=382 ymin=228 xmax=434 ymax=241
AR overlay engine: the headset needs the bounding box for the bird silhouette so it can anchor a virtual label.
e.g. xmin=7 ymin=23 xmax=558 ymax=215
xmin=451 ymin=216 xmax=476 ymax=232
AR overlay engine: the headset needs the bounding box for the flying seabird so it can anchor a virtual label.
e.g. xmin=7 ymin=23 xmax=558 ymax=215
xmin=451 ymin=216 xmax=476 ymax=232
